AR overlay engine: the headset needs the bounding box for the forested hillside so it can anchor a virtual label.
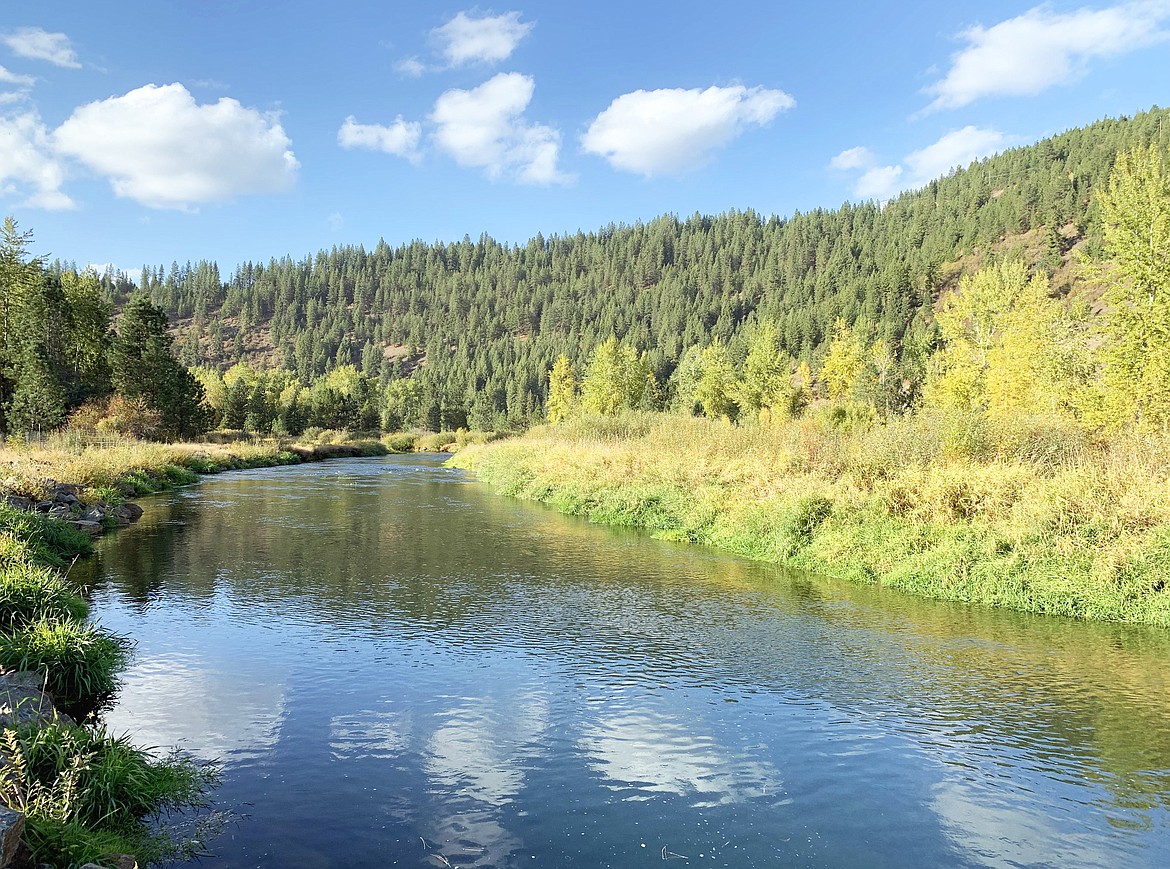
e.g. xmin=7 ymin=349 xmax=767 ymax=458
xmin=85 ymin=106 xmax=1170 ymax=431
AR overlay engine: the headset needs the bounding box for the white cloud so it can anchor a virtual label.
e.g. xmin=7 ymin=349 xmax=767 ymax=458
xmin=905 ymin=126 xmax=1007 ymax=180
xmin=430 ymin=72 xmax=569 ymax=184
xmin=581 ymin=85 xmax=794 ymax=177
xmin=1 ymin=27 xmax=80 ymax=68
xmin=925 ymin=1 xmax=1170 ymax=111
xmin=829 ymin=145 xmax=876 ymax=171
xmin=0 ymin=64 xmax=35 ymax=87
xmin=842 ymin=126 xmax=1007 ymax=201
xmin=394 ymin=56 xmax=427 ymax=77
xmin=0 ymin=111 xmax=74 ymax=210
xmin=338 ymin=115 xmax=422 ymax=161
xmin=434 ymin=11 xmax=534 ymax=67
xmin=855 ymin=165 xmax=905 ymax=201
xmin=53 ymin=83 xmax=299 ymax=210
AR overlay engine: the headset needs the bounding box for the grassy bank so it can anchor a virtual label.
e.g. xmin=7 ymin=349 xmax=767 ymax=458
xmin=450 ymin=412 xmax=1170 ymax=627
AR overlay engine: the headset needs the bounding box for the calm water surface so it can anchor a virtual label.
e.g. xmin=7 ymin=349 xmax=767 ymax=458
xmin=71 ymin=455 xmax=1170 ymax=868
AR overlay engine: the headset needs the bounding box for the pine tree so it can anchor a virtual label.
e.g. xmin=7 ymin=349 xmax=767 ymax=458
xmin=7 ymin=347 xmax=66 ymax=436
xmin=111 ymin=293 xmax=209 ymax=439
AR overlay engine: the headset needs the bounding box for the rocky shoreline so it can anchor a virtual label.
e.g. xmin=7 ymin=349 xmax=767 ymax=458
xmin=3 ymin=482 xmax=144 ymax=539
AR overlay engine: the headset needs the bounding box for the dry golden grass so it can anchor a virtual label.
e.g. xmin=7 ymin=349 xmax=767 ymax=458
xmin=453 ymin=411 xmax=1170 ymax=625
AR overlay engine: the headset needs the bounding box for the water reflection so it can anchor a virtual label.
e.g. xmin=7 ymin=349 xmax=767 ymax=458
xmin=73 ymin=456 xmax=1170 ymax=868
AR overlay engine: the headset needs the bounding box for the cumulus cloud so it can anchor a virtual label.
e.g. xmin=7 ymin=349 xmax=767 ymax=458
xmin=581 ymin=85 xmax=794 ymax=177
xmin=53 ymin=83 xmax=298 ymax=209
xmin=430 ymin=72 xmax=569 ymax=184
xmin=338 ymin=115 xmax=422 ymax=161
xmin=1 ymin=27 xmax=80 ymax=68
xmin=0 ymin=111 xmax=74 ymax=210
xmin=434 ymin=11 xmax=534 ymax=67
xmin=843 ymin=126 xmax=1008 ymax=202
xmin=925 ymin=1 xmax=1170 ymax=111
xmin=828 ymin=145 xmax=876 ymax=171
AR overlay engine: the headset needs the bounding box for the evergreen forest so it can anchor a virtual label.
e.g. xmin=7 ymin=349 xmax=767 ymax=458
xmin=2 ymin=105 xmax=1169 ymax=438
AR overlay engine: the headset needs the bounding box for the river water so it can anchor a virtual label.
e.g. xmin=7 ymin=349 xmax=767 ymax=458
xmin=70 ymin=455 xmax=1170 ymax=868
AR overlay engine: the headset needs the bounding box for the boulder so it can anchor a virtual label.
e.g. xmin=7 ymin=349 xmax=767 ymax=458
xmin=0 ymin=806 xmax=23 ymax=869
xmin=0 ymin=671 xmax=74 ymax=728
xmin=69 ymin=521 xmax=103 ymax=537
xmin=114 ymin=502 xmax=144 ymax=523
xmin=1 ymin=495 xmax=31 ymax=512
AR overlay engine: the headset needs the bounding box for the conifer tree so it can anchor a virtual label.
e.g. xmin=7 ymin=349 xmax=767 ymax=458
xmin=111 ymin=293 xmax=209 ymax=439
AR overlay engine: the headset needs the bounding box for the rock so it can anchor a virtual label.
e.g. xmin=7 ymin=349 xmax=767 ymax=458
xmin=33 ymin=501 xmax=52 ymax=513
xmin=1 ymin=495 xmax=31 ymax=511
xmin=0 ymin=806 xmax=24 ymax=869
xmin=77 ymin=858 xmax=137 ymax=869
xmin=46 ymin=483 xmax=82 ymax=499
xmin=0 ymin=671 xmax=74 ymax=728
xmin=81 ymin=507 xmax=106 ymax=523
xmin=114 ymin=502 xmax=144 ymax=523
xmin=48 ymin=505 xmax=75 ymax=519
xmin=69 ymin=521 xmax=103 ymax=537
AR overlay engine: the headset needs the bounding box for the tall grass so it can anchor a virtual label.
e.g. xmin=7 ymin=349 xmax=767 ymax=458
xmin=0 ymin=618 xmax=130 ymax=707
xmin=0 ymin=722 xmax=219 ymax=867
xmin=452 ymin=410 xmax=1170 ymax=625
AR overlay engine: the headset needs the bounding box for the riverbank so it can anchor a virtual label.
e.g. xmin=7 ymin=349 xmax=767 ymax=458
xmin=450 ymin=412 xmax=1170 ymax=627
xmin=0 ymin=434 xmax=402 ymax=867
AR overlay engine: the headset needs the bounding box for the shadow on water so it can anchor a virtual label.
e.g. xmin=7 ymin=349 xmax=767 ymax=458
xmin=71 ymin=455 xmax=1170 ymax=868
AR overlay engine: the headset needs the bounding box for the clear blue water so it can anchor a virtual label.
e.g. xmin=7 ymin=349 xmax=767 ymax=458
xmin=72 ymin=455 xmax=1170 ymax=868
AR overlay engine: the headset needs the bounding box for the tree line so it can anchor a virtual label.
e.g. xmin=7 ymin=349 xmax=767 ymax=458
xmin=2 ymin=106 xmax=1167 ymax=440
xmin=552 ymin=141 xmax=1170 ymax=436
xmin=125 ymin=107 xmax=1168 ymax=431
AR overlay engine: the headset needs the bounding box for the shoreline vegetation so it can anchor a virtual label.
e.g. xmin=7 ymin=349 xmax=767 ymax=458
xmin=0 ymin=429 xmax=485 ymax=868
xmin=450 ymin=411 xmax=1170 ymax=628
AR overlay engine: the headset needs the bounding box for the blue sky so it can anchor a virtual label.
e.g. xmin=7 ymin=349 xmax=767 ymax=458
xmin=2 ymin=1 xmax=1169 ymax=276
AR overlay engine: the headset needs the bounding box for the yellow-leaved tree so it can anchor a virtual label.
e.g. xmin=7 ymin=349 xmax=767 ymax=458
xmin=820 ymin=318 xmax=865 ymax=401
xmin=545 ymin=354 xmax=576 ymax=424
xmin=1095 ymin=144 xmax=1170 ymax=430
xmin=925 ymin=259 xmax=1066 ymax=419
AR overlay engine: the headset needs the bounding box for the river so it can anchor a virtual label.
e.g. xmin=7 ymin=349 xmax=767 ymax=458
xmin=70 ymin=455 xmax=1170 ymax=868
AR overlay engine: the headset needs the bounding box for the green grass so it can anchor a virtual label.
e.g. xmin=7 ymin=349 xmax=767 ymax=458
xmin=1 ymin=722 xmax=219 ymax=868
xmin=0 ymin=618 xmax=130 ymax=708
xmin=0 ymin=561 xmax=88 ymax=628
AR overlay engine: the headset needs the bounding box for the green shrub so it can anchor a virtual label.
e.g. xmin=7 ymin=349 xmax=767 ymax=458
xmin=383 ymin=432 xmax=417 ymax=452
xmin=0 ymin=618 xmax=130 ymax=706
xmin=778 ymin=495 xmax=834 ymax=556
